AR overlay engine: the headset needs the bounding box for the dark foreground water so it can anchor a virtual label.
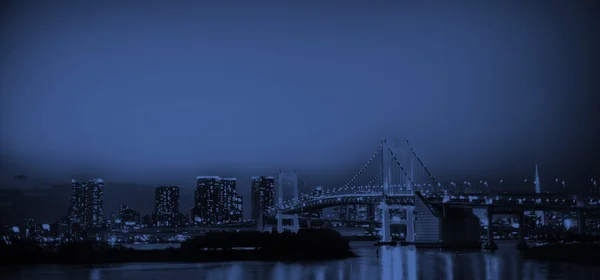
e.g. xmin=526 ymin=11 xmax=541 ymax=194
xmin=1 ymin=241 xmax=599 ymax=280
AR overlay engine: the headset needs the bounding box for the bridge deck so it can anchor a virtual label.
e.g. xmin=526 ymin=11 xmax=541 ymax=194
xmin=273 ymin=192 xmax=600 ymax=215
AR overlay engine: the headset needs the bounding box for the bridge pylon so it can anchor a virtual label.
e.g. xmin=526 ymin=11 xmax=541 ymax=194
xmin=380 ymin=139 xmax=393 ymax=243
xmin=381 ymin=139 xmax=391 ymax=196
xmin=379 ymin=139 xmax=416 ymax=243
xmin=378 ymin=202 xmax=392 ymax=242
xmin=276 ymin=170 xmax=300 ymax=233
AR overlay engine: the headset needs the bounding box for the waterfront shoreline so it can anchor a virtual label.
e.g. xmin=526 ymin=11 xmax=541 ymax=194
xmin=0 ymin=248 xmax=358 ymax=266
xmin=0 ymin=229 xmax=357 ymax=266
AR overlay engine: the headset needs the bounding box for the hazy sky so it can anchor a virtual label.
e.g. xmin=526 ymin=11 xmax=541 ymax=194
xmin=1 ymin=1 xmax=598 ymax=223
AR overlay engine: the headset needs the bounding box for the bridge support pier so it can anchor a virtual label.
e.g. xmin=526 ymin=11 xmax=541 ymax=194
xmin=484 ymin=207 xmax=498 ymax=251
xmin=516 ymin=211 xmax=528 ymax=250
xmin=276 ymin=214 xmax=299 ymax=233
xmin=379 ymin=202 xmax=392 ymax=243
xmin=406 ymin=207 xmax=415 ymax=242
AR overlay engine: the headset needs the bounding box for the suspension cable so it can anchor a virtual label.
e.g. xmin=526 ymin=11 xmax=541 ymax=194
xmin=339 ymin=144 xmax=383 ymax=189
xmin=297 ymin=176 xmax=314 ymax=192
xmin=387 ymin=146 xmax=415 ymax=186
xmin=366 ymin=172 xmax=383 ymax=186
xmin=405 ymin=140 xmax=441 ymax=189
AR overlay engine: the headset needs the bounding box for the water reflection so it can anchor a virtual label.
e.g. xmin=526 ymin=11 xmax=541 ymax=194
xmin=227 ymin=263 xmax=242 ymax=280
xmin=2 ymin=242 xmax=600 ymax=280
xmin=444 ymin=254 xmax=453 ymax=280
xmin=89 ymin=269 xmax=100 ymax=280
xmin=271 ymin=262 xmax=285 ymax=280
xmin=313 ymin=265 xmax=326 ymax=280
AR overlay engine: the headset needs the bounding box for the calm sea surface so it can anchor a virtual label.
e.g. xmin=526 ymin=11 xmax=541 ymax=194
xmin=1 ymin=241 xmax=598 ymax=280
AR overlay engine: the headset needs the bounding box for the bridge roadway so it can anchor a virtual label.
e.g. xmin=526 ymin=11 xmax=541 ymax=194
xmin=106 ymin=218 xmax=379 ymax=235
xmin=107 ymin=227 xmax=255 ymax=235
xmin=273 ymin=192 xmax=600 ymax=215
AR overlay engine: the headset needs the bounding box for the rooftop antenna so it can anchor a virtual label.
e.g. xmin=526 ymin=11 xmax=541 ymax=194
xmin=534 ymin=163 xmax=541 ymax=194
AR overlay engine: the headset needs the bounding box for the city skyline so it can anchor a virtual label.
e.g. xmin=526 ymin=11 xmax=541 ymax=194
xmin=1 ymin=2 xmax=598 ymax=228
xmin=3 ymin=164 xmax=598 ymax=226
xmin=1 ymin=1 xmax=599 ymax=278
xmin=2 ymin=172 xmax=595 ymax=234
xmin=2 ymin=148 xmax=599 ymax=262
xmin=2 ymin=163 xmax=599 ymax=225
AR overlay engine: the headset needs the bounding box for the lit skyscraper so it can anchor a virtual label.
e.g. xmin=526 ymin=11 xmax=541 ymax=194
xmin=193 ymin=176 xmax=221 ymax=225
xmin=222 ymin=178 xmax=243 ymax=223
xmin=69 ymin=178 xmax=104 ymax=229
xmin=229 ymin=192 xmax=243 ymax=224
xmin=250 ymin=176 xmax=275 ymax=220
xmin=154 ymin=186 xmax=180 ymax=227
xmin=193 ymin=176 xmax=243 ymax=225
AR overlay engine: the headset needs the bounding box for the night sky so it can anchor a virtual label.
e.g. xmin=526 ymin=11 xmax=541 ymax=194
xmin=1 ymin=1 xmax=598 ymax=224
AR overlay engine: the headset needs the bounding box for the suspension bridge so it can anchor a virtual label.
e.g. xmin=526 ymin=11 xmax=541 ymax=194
xmin=261 ymin=139 xmax=600 ymax=248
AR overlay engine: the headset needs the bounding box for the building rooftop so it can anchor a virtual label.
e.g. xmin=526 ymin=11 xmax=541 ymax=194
xmin=251 ymin=176 xmax=275 ymax=180
xmin=196 ymin=176 xmax=221 ymax=180
xmin=71 ymin=178 xmax=104 ymax=184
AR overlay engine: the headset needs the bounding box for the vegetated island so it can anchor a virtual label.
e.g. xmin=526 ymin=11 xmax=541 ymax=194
xmin=522 ymin=233 xmax=600 ymax=264
xmin=0 ymin=228 xmax=357 ymax=265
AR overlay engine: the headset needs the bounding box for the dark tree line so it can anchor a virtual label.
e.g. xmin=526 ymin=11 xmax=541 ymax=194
xmin=0 ymin=228 xmax=355 ymax=265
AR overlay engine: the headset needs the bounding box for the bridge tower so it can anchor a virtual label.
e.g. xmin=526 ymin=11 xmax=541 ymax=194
xmin=534 ymin=164 xmax=541 ymax=194
xmin=381 ymin=139 xmax=391 ymax=196
xmin=378 ymin=139 xmax=416 ymax=243
xmin=533 ymin=164 xmax=545 ymax=226
xmin=379 ymin=139 xmax=393 ymax=243
xmin=407 ymin=153 xmax=414 ymax=192
xmin=276 ymin=170 xmax=300 ymax=233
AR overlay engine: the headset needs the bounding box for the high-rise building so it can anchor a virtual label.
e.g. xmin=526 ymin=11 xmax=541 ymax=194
xmin=193 ymin=176 xmax=244 ymax=225
xmin=250 ymin=176 xmax=275 ymax=220
xmin=69 ymin=179 xmax=104 ymax=229
xmin=154 ymin=186 xmax=180 ymax=227
xmin=230 ymin=193 xmax=243 ymax=223
xmin=193 ymin=176 xmax=221 ymax=225
xmin=222 ymin=178 xmax=243 ymax=224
